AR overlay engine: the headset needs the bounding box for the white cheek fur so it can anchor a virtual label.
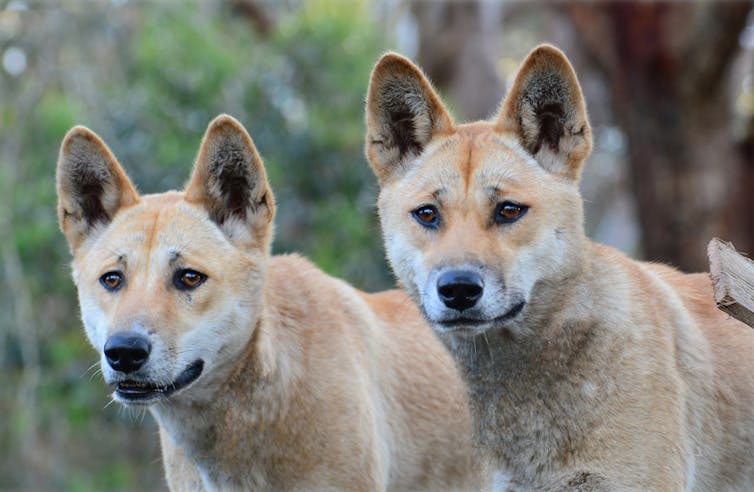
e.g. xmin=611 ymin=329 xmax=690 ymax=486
xmin=507 ymin=228 xmax=566 ymax=300
xmin=79 ymin=294 xmax=108 ymax=352
xmin=177 ymin=306 xmax=252 ymax=371
xmin=384 ymin=231 xmax=428 ymax=298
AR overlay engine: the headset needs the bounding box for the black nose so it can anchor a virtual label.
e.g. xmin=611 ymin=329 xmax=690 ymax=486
xmin=104 ymin=332 xmax=151 ymax=373
xmin=437 ymin=270 xmax=484 ymax=311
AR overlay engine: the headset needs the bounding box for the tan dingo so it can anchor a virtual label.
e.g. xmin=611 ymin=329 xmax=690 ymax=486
xmin=57 ymin=115 xmax=475 ymax=490
xmin=365 ymin=45 xmax=754 ymax=490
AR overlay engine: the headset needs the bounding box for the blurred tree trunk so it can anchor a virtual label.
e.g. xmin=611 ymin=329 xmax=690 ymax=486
xmin=410 ymin=1 xmax=505 ymax=121
xmin=737 ymin=117 xmax=754 ymax=252
xmin=230 ymin=0 xmax=274 ymax=37
xmin=567 ymin=2 xmax=753 ymax=271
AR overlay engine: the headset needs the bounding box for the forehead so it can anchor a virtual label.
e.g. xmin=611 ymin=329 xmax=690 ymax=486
xmin=471 ymin=132 xmax=544 ymax=189
xmin=82 ymin=193 xmax=232 ymax=266
xmin=394 ymin=124 xmax=548 ymax=200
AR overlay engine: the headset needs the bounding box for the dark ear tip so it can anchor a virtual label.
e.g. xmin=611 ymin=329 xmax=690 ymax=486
xmin=59 ymin=125 xmax=112 ymax=162
xmin=367 ymin=52 xmax=430 ymax=113
xmin=375 ymin=51 xmax=409 ymax=66
xmin=372 ymin=51 xmax=421 ymax=78
xmin=530 ymin=43 xmax=566 ymax=57
xmin=207 ymin=113 xmax=243 ymax=131
xmin=205 ymin=113 xmax=252 ymax=141
xmin=524 ymin=44 xmax=573 ymax=72
xmin=61 ymin=125 xmax=99 ymax=149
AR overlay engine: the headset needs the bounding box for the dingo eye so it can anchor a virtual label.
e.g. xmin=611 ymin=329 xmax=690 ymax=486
xmin=174 ymin=269 xmax=207 ymax=291
xmin=495 ymin=202 xmax=528 ymax=224
xmin=412 ymin=205 xmax=440 ymax=229
xmin=100 ymin=271 xmax=124 ymax=291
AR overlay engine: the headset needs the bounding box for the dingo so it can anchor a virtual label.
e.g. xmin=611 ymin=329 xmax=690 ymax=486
xmin=57 ymin=115 xmax=475 ymax=490
xmin=365 ymin=45 xmax=754 ymax=490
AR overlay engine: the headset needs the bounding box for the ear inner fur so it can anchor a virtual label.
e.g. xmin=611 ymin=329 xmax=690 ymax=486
xmin=56 ymin=126 xmax=139 ymax=251
xmin=365 ymin=52 xmax=453 ymax=183
xmin=497 ymin=44 xmax=592 ymax=180
xmin=380 ymin=78 xmax=430 ymax=157
xmin=531 ymin=102 xmax=565 ymax=154
xmin=185 ymin=114 xmax=275 ymax=245
xmin=210 ymin=145 xmax=253 ymax=223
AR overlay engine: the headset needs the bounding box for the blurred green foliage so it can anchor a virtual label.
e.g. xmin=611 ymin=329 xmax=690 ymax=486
xmin=0 ymin=1 xmax=390 ymax=489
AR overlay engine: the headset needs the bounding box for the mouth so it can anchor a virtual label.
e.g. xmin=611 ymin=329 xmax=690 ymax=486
xmin=436 ymin=301 xmax=526 ymax=331
xmin=114 ymin=359 xmax=204 ymax=403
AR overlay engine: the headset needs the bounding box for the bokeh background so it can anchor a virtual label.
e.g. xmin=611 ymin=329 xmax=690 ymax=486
xmin=1 ymin=1 xmax=752 ymax=490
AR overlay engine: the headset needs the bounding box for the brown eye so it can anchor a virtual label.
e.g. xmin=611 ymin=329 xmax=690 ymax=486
xmin=501 ymin=204 xmax=521 ymax=219
xmin=174 ymin=269 xmax=207 ymax=291
xmin=495 ymin=202 xmax=528 ymax=224
xmin=412 ymin=205 xmax=440 ymax=228
xmin=100 ymin=271 xmax=124 ymax=291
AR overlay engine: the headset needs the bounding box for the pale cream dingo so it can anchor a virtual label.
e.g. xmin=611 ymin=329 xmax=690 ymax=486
xmin=365 ymin=45 xmax=754 ymax=490
xmin=57 ymin=115 xmax=475 ymax=491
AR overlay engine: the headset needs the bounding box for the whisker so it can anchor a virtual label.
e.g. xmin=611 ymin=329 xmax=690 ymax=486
xmin=80 ymin=360 xmax=101 ymax=379
xmin=89 ymin=367 xmax=104 ymax=382
xmin=483 ymin=332 xmax=494 ymax=364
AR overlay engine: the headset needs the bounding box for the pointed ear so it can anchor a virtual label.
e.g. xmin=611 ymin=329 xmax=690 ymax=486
xmin=184 ymin=114 xmax=275 ymax=250
xmin=56 ymin=126 xmax=139 ymax=252
xmin=497 ymin=45 xmax=592 ymax=180
xmin=365 ymin=52 xmax=453 ymax=183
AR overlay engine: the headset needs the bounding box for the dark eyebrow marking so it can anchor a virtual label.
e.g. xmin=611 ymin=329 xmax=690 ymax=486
xmin=430 ymin=188 xmax=448 ymax=207
xmin=483 ymin=185 xmax=503 ymax=202
xmin=431 ymin=188 xmax=447 ymax=200
xmin=169 ymin=251 xmax=181 ymax=264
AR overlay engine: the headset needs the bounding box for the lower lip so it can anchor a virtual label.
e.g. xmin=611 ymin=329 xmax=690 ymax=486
xmin=437 ymin=301 xmax=526 ymax=330
xmin=115 ymin=359 xmax=204 ymax=402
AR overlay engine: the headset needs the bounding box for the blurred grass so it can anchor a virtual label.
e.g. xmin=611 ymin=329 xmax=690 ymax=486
xmin=0 ymin=1 xmax=390 ymax=489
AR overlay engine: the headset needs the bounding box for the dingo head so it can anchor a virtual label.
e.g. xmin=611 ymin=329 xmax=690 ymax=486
xmin=57 ymin=115 xmax=275 ymax=405
xmin=365 ymin=45 xmax=592 ymax=339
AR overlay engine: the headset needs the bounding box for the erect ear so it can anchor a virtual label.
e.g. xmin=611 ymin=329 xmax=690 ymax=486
xmin=56 ymin=126 xmax=139 ymax=252
xmin=497 ymin=44 xmax=592 ymax=181
xmin=365 ymin=52 xmax=453 ymax=183
xmin=184 ymin=114 xmax=275 ymax=250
